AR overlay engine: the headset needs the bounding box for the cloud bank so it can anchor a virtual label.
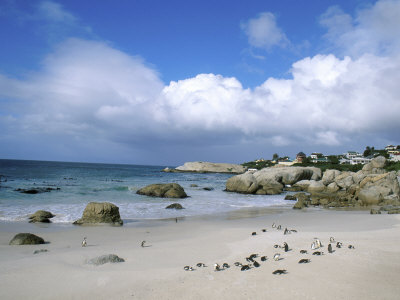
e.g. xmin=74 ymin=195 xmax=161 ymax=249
xmin=1 ymin=0 xmax=399 ymax=164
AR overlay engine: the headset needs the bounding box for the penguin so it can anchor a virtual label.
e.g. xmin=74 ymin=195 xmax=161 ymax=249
xmin=283 ymin=242 xmax=289 ymax=252
xmin=246 ymin=256 xmax=254 ymax=263
xmin=272 ymin=222 xmax=276 ymax=228
xmin=260 ymin=256 xmax=267 ymax=261
xmin=262 ymin=229 xmax=267 ymax=232
xmin=222 ymin=263 xmax=230 ymax=269
xmin=184 ymin=266 xmax=194 ymax=271
xmin=348 ymin=245 xmax=355 ymax=249
xmin=277 ymin=225 xmax=282 ymax=230
xmin=272 ymin=269 xmax=287 ymax=275
xmin=284 ymin=228 xmax=289 ymax=235
xmin=175 ymin=217 xmax=178 ymax=223
xmin=312 ymin=251 xmax=323 ymax=255
xmin=214 ymin=263 xmax=222 ymax=271
xmin=330 ymin=237 xmax=335 ymax=242
xmin=274 ymin=244 xmax=281 ymax=248
xmin=253 ymin=261 xmax=260 ymax=268
xmin=311 ymin=242 xmax=316 ymax=250
xmin=328 ymin=243 xmax=333 ymax=253
xmin=196 ymin=263 xmax=206 ymax=267
xmin=336 ymin=242 xmax=342 ymax=248
xmin=241 ymin=265 xmax=251 ymax=271
xmin=249 ymin=254 xmax=258 ymax=259
xmin=251 ymin=232 xmax=257 ymax=236
xmin=298 ymin=259 xmax=311 ymax=264
xmin=315 ymin=239 xmax=322 ymax=248
xmin=81 ymin=237 xmax=87 ymax=247
xmin=141 ymin=240 xmax=146 ymax=247
xmin=234 ymin=262 xmax=242 ymax=267
xmin=273 ymin=253 xmax=281 ymax=261
xmin=300 ymin=250 xmax=308 ymax=254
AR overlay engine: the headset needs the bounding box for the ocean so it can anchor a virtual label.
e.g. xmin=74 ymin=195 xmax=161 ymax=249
xmin=0 ymin=159 xmax=290 ymax=223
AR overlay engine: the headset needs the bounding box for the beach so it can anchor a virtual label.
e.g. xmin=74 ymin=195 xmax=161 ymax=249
xmin=1 ymin=208 xmax=400 ymax=300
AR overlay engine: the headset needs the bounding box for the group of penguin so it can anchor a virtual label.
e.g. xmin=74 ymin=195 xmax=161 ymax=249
xmin=183 ymin=222 xmax=355 ymax=275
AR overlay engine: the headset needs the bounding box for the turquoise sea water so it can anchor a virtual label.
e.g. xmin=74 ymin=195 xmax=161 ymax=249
xmin=0 ymin=159 xmax=290 ymax=223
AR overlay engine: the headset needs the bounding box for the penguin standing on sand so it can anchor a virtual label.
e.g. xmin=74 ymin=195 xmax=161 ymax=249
xmin=141 ymin=241 xmax=146 ymax=247
xmin=273 ymin=253 xmax=281 ymax=261
xmin=283 ymin=242 xmax=289 ymax=252
xmin=214 ymin=263 xmax=222 ymax=271
xmin=328 ymin=243 xmax=333 ymax=253
xmin=82 ymin=237 xmax=87 ymax=247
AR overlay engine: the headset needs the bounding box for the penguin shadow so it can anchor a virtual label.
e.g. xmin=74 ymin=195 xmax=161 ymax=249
xmin=141 ymin=245 xmax=152 ymax=248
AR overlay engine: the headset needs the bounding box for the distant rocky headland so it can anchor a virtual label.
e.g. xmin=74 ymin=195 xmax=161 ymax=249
xmin=163 ymin=161 xmax=247 ymax=174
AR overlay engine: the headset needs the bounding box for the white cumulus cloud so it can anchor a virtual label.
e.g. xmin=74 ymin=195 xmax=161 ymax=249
xmin=241 ymin=12 xmax=289 ymax=50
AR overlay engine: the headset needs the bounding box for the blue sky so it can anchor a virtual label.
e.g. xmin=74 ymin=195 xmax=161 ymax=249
xmin=0 ymin=0 xmax=399 ymax=165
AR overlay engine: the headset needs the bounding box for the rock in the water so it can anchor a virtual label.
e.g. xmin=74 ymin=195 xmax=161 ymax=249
xmin=284 ymin=194 xmax=297 ymax=201
xmin=87 ymin=254 xmax=125 ymax=265
xmin=165 ymin=203 xmax=184 ymax=209
xmin=203 ymin=187 xmax=214 ymax=191
xmin=15 ymin=187 xmax=60 ymax=194
xmin=173 ymin=162 xmax=247 ymax=174
xmin=73 ymin=202 xmax=123 ymax=226
xmin=190 ymin=184 xmax=198 ymax=187
xmin=9 ymin=233 xmax=45 ymax=245
xmin=137 ymin=183 xmax=187 ymax=198
xmin=29 ymin=210 xmax=55 ymax=223
xmin=226 ymin=173 xmax=258 ymax=194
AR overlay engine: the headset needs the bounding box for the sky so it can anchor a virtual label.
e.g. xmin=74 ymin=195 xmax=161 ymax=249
xmin=0 ymin=0 xmax=399 ymax=166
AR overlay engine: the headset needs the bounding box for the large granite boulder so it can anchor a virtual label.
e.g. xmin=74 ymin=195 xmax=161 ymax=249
xmin=357 ymin=172 xmax=400 ymax=205
xmin=137 ymin=183 xmax=187 ymax=198
xmin=9 ymin=233 xmax=45 ymax=245
xmin=73 ymin=202 xmax=123 ymax=226
xmin=172 ymin=162 xmax=247 ymax=174
xmin=29 ymin=210 xmax=55 ymax=223
xmin=307 ymin=180 xmax=326 ymax=193
xmin=226 ymin=167 xmax=321 ymax=195
xmin=321 ymin=169 xmax=341 ymax=185
xmin=87 ymin=254 xmax=125 ymax=265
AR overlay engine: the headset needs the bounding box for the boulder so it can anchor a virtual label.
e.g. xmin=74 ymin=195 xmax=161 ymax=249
xmin=293 ymin=180 xmax=312 ymax=191
xmin=307 ymin=180 xmax=326 ymax=193
xmin=29 ymin=210 xmax=55 ymax=223
xmin=371 ymin=156 xmax=386 ymax=168
xmin=73 ymin=202 xmax=123 ymax=226
xmin=137 ymin=183 xmax=187 ymax=198
xmin=174 ymin=162 xmax=247 ymax=174
xmin=190 ymin=184 xmax=198 ymax=187
xmin=9 ymin=233 xmax=45 ymax=245
xmin=293 ymin=199 xmax=308 ymax=209
xmin=334 ymin=173 xmax=354 ymax=189
xmin=226 ymin=173 xmax=258 ymax=194
xmin=322 ymin=169 xmax=341 ymax=185
xmin=326 ymin=182 xmax=340 ymax=193
xmin=357 ymin=172 xmax=400 ymax=206
xmin=165 ymin=203 xmax=184 ymax=209
xmin=284 ymin=194 xmax=297 ymax=201
xmin=293 ymin=193 xmax=310 ymax=202
xmin=370 ymin=209 xmax=381 ymax=214
xmin=87 ymin=254 xmax=125 ymax=265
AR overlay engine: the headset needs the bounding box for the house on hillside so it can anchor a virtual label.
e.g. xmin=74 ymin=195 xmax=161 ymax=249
xmin=340 ymin=151 xmax=372 ymax=165
xmin=310 ymin=153 xmax=331 ymax=163
xmin=385 ymin=145 xmax=397 ymax=151
xmin=296 ymin=152 xmax=306 ymax=163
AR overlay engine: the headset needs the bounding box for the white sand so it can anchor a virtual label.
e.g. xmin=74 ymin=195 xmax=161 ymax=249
xmin=1 ymin=208 xmax=400 ymax=300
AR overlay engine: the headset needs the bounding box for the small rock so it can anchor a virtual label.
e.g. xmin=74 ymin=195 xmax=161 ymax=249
xmin=284 ymin=194 xmax=297 ymax=201
xmin=29 ymin=210 xmax=55 ymax=223
xmin=293 ymin=200 xmax=307 ymax=209
xmin=165 ymin=203 xmax=184 ymax=209
xmin=370 ymin=208 xmax=381 ymax=214
xmin=33 ymin=249 xmax=49 ymax=254
xmin=190 ymin=184 xmax=198 ymax=187
xmin=203 ymin=187 xmax=214 ymax=191
xmin=73 ymin=202 xmax=123 ymax=226
xmin=9 ymin=233 xmax=45 ymax=245
xmin=87 ymin=254 xmax=125 ymax=265
xmin=137 ymin=183 xmax=188 ymax=198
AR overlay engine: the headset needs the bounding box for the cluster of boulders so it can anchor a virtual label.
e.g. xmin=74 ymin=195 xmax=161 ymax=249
xmin=136 ymin=183 xmax=187 ymax=198
xmin=226 ymin=166 xmax=321 ymax=195
xmin=289 ymin=157 xmax=400 ymax=209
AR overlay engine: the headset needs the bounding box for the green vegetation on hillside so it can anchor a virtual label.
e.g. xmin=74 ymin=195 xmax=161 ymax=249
xmin=242 ymin=160 xmax=273 ymax=170
xmin=293 ymin=162 xmax=364 ymax=172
